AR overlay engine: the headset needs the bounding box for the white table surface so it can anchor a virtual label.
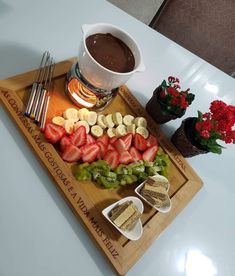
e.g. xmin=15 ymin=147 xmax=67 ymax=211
xmin=1 ymin=0 xmax=235 ymax=275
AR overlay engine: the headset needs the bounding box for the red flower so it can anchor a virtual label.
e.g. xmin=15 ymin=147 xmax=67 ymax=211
xmin=195 ymin=122 xmax=203 ymax=131
xmin=180 ymin=102 xmax=188 ymax=109
xmin=159 ymin=90 xmax=166 ymax=98
xmin=202 ymin=120 xmax=213 ymax=131
xmin=210 ymin=100 xmax=226 ymax=114
xmin=216 ymin=119 xmax=230 ymax=132
xmin=196 ymin=100 xmax=235 ymax=152
xmin=222 ymin=130 xmax=235 ymax=144
xmin=228 ymin=105 xmax=235 ymax=113
xmin=200 ymin=130 xmax=210 ymax=139
xmin=171 ymin=98 xmax=179 ymax=106
xmin=158 ymin=76 xmax=194 ymax=117
xmin=180 ymin=96 xmax=189 ymax=109
xmin=168 ymin=76 xmax=176 ymax=82
xmin=174 ymin=84 xmax=181 ymax=89
xmin=203 ymin=112 xmax=210 ymax=119
xmin=167 ymin=87 xmax=179 ymax=97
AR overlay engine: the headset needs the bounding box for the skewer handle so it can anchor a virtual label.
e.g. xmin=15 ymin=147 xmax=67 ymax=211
xmin=39 ymin=95 xmax=50 ymax=131
xmin=30 ymin=83 xmax=43 ymax=119
xmin=35 ymin=88 xmax=47 ymax=123
xmin=25 ymin=82 xmax=38 ymax=117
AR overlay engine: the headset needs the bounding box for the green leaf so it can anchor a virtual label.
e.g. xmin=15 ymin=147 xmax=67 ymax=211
xmin=161 ymin=80 xmax=167 ymax=88
xmin=186 ymin=93 xmax=195 ymax=104
xmin=208 ymin=145 xmax=222 ymax=154
xmin=197 ymin=111 xmax=203 ymax=121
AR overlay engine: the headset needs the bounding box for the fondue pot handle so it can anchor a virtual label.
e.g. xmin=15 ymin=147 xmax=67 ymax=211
xmin=136 ymin=61 xmax=145 ymax=72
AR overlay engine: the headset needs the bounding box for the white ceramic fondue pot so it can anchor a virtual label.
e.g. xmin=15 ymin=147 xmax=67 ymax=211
xmin=78 ymin=23 xmax=145 ymax=91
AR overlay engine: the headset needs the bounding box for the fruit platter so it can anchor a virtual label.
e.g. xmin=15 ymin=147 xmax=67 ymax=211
xmin=0 ymin=58 xmax=203 ymax=275
xmin=46 ymin=106 xmax=168 ymax=188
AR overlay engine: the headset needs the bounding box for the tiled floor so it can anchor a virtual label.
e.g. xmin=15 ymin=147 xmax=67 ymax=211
xmin=107 ymin=0 xmax=164 ymax=25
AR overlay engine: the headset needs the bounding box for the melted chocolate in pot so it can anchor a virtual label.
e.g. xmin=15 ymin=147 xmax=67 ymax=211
xmin=86 ymin=33 xmax=135 ymax=73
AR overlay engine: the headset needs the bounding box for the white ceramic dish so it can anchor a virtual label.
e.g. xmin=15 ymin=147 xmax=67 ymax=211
xmin=102 ymin=196 xmax=144 ymax=241
xmin=135 ymin=175 xmax=172 ymax=213
xmin=78 ymin=23 xmax=145 ymax=90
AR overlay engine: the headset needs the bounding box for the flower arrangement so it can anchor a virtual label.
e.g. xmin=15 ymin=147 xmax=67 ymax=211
xmin=194 ymin=100 xmax=235 ymax=154
xmin=158 ymin=76 xmax=195 ymax=117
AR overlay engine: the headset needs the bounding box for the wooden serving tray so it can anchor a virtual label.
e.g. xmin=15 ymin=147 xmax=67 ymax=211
xmin=0 ymin=58 xmax=203 ymax=275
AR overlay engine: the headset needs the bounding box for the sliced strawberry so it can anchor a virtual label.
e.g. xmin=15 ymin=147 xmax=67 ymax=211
xmin=97 ymin=141 xmax=108 ymax=158
xmin=142 ymin=145 xmax=158 ymax=162
xmin=113 ymin=138 xmax=126 ymax=153
xmin=70 ymin=126 xmax=87 ymax=147
xmin=86 ymin=133 xmax=96 ymax=145
xmin=61 ymin=144 xmax=82 ymax=163
xmin=107 ymin=143 xmax=115 ymax=151
xmin=109 ymin=136 xmax=118 ymax=144
xmin=79 ymin=144 xmax=87 ymax=155
xmin=97 ymin=134 xmax=109 ymax=145
xmin=120 ymin=134 xmax=133 ymax=151
xmin=146 ymin=134 xmax=158 ymax=148
xmin=60 ymin=136 xmax=71 ymax=152
xmin=129 ymin=146 xmax=142 ymax=162
xmin=96 ymin=151 xmax=102 ymax=160
xmin=82 ymin=143 xmax=100 ymax=163
xmin=44 ymin=123 xmax=66 ymax=144
xmin=104 ymin=150 xmax=119 ymax=169
xmin=119 ymin=151 xmax=133 ymax=165
xmin=134 ymin=133 xmax=147 ymax=151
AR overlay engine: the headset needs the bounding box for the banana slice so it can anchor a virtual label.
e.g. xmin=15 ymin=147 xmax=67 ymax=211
xmin=77 ymin=108 xmax=89 ymax=121
xmin=97 ymin=114 xmax=107 ymax=129
xmin=63 ymin=108 xmax=79 ymax=122
xmin=126 ymin=124 xmax=136 ymax=135
xmin=112 ymin=112 xmax=123 ymax=125
xmin=91 ymin=125 xmax=103 ymax=138
xmin=123 ymin=114 xmax=134 ymax=126
xmin=136 ymin=126 xmax=149 ymax=139
xmin=85 ymin=111 xmax=97 ymax=126
xmin=107 ymin=128 xmax=116 ymax=138
xmin=74 ymin=120 xmax=90 ymax=134
xmin=52 ymin=116 xmax=65 ymax=126
xmin=104 ymin=114 xmax=115 ymax=128
xmin=134 ymin=117 xmax=147 ymax=128
xmin=115 ymin=124 xmax=127 ymax=137
xmin=63 ymin=119 xmax=74 ymax=134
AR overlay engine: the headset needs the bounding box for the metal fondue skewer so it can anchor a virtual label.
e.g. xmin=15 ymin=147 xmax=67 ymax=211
xmin=35 ymin=58 xmax=53 ymax=123
xmin=39 ymin=62 xmax=55 ymax=130
xmin=25 ymin=51 xmax=48 ymax=116
xmin=30 ymin=52 xmax=50 ymax=119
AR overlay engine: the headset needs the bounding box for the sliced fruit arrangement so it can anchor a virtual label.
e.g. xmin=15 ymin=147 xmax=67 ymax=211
xmin=51 ymin=107 xmax=150 ymax=139
xmin=44 ymin=123 xmax=158 ymax=163
xmin=44 ymin=123 xmax=66 ymax=144
xmin=73 ymin=149 xmax=170 ymax=189
xmin=42 ymin=107 xmax=170 ymax=188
